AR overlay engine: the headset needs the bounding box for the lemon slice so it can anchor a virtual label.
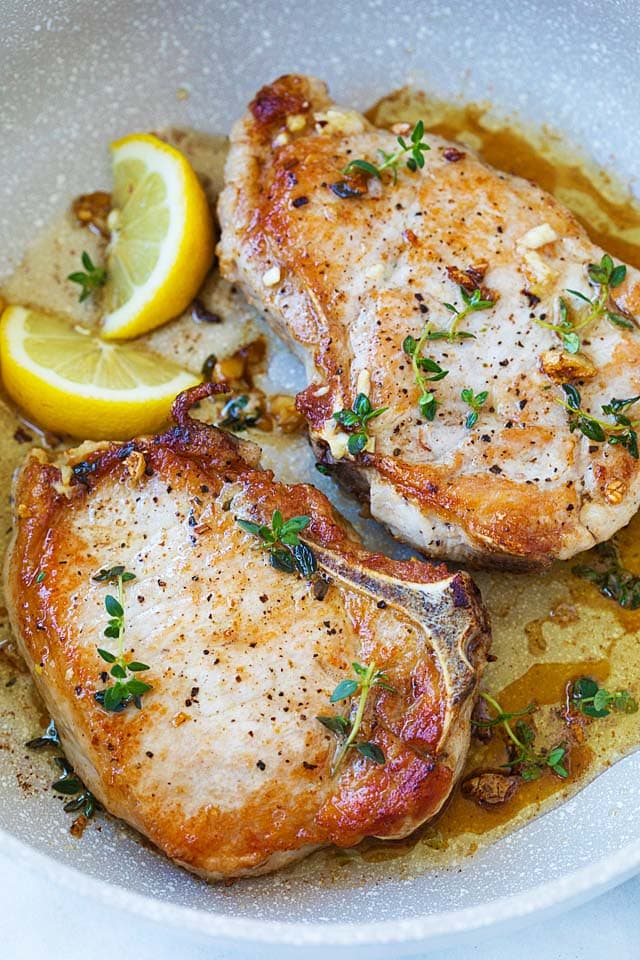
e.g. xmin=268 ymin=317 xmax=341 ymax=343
xmin=101 ymin=133 xmax=215 ymax=340
xmin=0 ymin=305 xmax=198 ymax=439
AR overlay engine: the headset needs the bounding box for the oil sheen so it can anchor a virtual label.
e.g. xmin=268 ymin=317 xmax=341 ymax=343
xmin=0 ymin=97 xmax=639 ymax=882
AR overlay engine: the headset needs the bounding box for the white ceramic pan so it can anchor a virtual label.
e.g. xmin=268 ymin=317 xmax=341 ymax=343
xmin=1 ymin=1 xmax=639 ymax=955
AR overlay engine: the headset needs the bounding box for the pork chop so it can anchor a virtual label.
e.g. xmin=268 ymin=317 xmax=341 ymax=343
xmin=5 ymin=383 xmax=489 ymax=879
xmin=218 ymin=75 xmax=640 ymax=569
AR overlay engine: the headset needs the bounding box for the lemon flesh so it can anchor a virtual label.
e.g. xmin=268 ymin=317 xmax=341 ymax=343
xmin=0 ymin=305 xmax=198 ymax=439
xmin=101 ymin=133 xmax=215 ymax=341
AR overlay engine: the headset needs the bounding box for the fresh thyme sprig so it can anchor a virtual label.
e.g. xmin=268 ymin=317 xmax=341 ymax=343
xmin=572 ymin=540 xmax=640 ymax=610
xmin=535 ymin=296 xmax=584 ymax=354
xmin=474 ymin=692 xmax=568 ymax=781
xmin=51 ymin=757 xmax=97 ymax=818
xmin=26 ymin=724 xmax=97 ymax=819
xmin=317 ymin=661 xmax=395 ymax=775
xmin=68 ymin=251 xmax=107 ymax=303
xmin=92 ymin=565 xmax=152 ymax=713
xmin=402 ymin=326 xmax=448 ymax=421
xmin=566 ymin=254 xmax=631 ymax=335
xmin=236 ymin=510 xmax=317 ymax=576
xmin=343 ymin=120 xmax=430 ymax=184
xmin=569 ymin=676 xmax=638 ymax=718
xmin=536 ymin=255 xmax=631 ymax=355
xmin=332 ymin=392 xmax=388 ymax=455
xmin=559 ymin=384 xmax=640 ymax=459
xmin=443 ymin=286 xmax=495 ymax=341
xmin=461 ymin=388 xmax=488 ymax=429
xmin=218 ymin=394 xmax=261 ymax=432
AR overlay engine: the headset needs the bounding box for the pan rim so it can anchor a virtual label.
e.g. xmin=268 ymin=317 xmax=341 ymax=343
xmin=1 ymin=816 xmax=639 ymax=947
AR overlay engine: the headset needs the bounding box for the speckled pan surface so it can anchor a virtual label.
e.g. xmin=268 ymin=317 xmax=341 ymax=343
xmin=1 ymin=0 xmax=639 ymax=954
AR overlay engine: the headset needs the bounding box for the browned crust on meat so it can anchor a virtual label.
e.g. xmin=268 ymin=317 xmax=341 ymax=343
xmin=218 ymin=74 xmax=640 ymax=570
xmin=6 ymin=385 xmax=490 ymax=877
xmin=250 ymin=74 xmax=314 ymax=132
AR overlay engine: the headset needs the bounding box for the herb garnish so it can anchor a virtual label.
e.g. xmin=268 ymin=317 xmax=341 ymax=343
xmin=332 ymin=393 xmax=388 ymax=455
xmin=317 ymin=661 xmax=395 ymax=775
xmin=566 ymin=254 xmax=631 ymax=333
xmin=535 ymin=296 xmax=582 ymax=354
xmin=461 ymin=388 xmax=488 ymax=429
xmin=218 ymin=394 xmax=260 ymax=432
xmin=93 ymin=565 xmax=152 ymax=713
xmin=343 ymin=120 xmax=430 ymax=184
xmin=26 ymin=726 xmax=97 ymax=819
xmin=25 ymin=718 xmax=60 ymax=750
xmin=559 ymin=384 xmax=640 ymax=459
xmin=570 ymin=676 xmax=638 ymax=718
xmin=536 ymin=255 xmax=631 ymax=354
xmin=443 ymin=285 xmax=495 ymax=341
xmin=51 ymin=757 xmax=97 ymax=818
xmin=68 ymin=251 xmax=107 ymax=303
xmin=572 ymin=540 xmax=640 ymax=610
xmin=236 ymin=510 xmax=317 ymax=577
xmin=474 ymin=692 xmax=568 ymax=780
xmin=402 ymin=326 xmax=448 ymax=420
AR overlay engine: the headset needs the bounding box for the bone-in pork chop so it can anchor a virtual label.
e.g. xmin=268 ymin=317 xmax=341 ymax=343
xmin=5 ymin=384 xmax=489 ymax=879
xmin=218 ymin=75 xmax=640 ymax=568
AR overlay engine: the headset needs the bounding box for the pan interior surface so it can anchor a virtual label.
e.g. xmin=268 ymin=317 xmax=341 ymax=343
xmin=1 ymin=0 xmax=639 ymax=949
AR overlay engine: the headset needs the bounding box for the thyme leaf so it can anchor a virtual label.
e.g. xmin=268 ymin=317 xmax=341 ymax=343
xmin=570 ymin=676 xmax=638 ymax=718
xmin=68 ymin=250 xmax=107 ymax=303
xmin=51 ymin=757 xmax=97 ymax=818
xmin=572 ymin=540 xmax=640 ymax=610
xmin=342 ymin=120 xmax=430 ymax=185
xmin=217 ymin=394 xmax=261 ymax=432
xmin=316 ymin=661 xmax=396 ymax=775
xmin=474 ymin=692 xmax=568 ymax=780
xmin=25 ymin=718 xmax=60 ymax=750
xmin=561 ymin=254 xmax=633 ymax=344
xmin=26 ymin=725 xmax=97 ymax=817
xmin=236 ymin=510 xmax=317 ymax=577
xmin=93 ymin=566 xmax=152 ymax=712
xmin=461 ymin=388 xmax=488 ymax=429
xmin=443 ymin=285 xmax=495 ymax=341
xmin=559 ymin=384 xmax=640 ymax=459
xmin=403 ymin=326 xmax=448 ymax=420
xmin=332 ymin=392 xmax=388 ymax=455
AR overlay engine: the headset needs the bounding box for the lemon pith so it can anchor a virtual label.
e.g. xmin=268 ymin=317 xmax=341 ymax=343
xmin=101 ymin=133 xmax=215 ymax=341
xmin=0 ymin=305 xmax=199 ymax=439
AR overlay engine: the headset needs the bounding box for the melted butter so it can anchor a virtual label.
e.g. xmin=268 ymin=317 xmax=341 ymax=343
xmin=1 ymin=104 xmax=640 ymax=878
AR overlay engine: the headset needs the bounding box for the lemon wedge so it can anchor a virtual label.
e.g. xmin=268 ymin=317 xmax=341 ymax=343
xmin=0 ymin=305 xmax=198 ymax=439
xmin=101 ymin=133 xmax=215 ymax=340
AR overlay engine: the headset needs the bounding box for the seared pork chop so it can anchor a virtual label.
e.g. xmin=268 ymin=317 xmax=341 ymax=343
xmin=5 ymin=384 xmax=488 ymax=879
xmin=218 ymin=75 xmax=640 ymax=569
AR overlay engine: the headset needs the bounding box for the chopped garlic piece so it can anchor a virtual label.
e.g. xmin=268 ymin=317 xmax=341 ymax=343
xmin=365 ymin=263 xmax=384 ymax=281
xmin=522 ymin=250 xmax=558 ymax=293
xmin=518 ymin=222 xmax=558 ymax=249
xmin=356 ymin=369 xmax=371 ymax=396
xmin=314 ymin=108 xmax=366 ymax=136
xmin=286 ymin=113 xmax=306 ymax=132
xmin=318 ymin=418 xmax=350 ymax=460
xmin=262 ymin=266 xmax=281 ymax=287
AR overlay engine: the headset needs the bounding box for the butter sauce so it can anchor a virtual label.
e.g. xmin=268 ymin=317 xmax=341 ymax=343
xmin=0 ymin=102 xmax=640 ymax=879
